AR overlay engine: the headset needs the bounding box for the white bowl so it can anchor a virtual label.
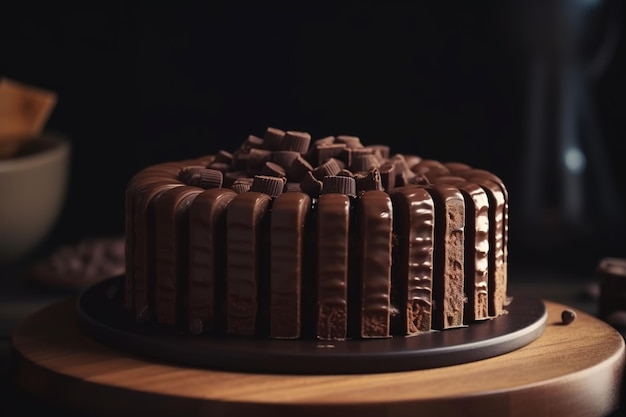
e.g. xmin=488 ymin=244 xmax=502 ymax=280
xmin=0 ymin=132 xmax=71 ymax=263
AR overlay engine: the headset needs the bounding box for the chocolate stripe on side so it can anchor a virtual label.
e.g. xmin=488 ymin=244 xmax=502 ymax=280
xmin=427 ymin=184 xmax=466 ymax=329
xmin=154 ymin=186 xmax=202 ymax=326
xmin=124 ymin=163 xmax=184 ymax=311
xmin=269 ymin=192 xmax=312 ymax=339
xmin=389 ymin=186 xmax=435 ymax=335
xmin=226 ymin=192 xmax=272 ymax=336
xmin=187 ymin=188 xmax=237 ymax=334
xmin=358 ymin=190 xmax=393 ymax=338
xmin=459 ymin=169 xmax=509 ymax=306
xmin=131 ymin=180 xmax=183 ymax=322
xmin=432 ymin=177 xmax=490 ymax=321
xmin=463 ymin=176 xmax=506 ymax=317
xmin=316 ymin=194 xmax=351 ymax=341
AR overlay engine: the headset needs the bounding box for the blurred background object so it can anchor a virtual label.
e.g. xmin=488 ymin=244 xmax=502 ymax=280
xmin=0 ymin=1 xmax=624 ymax=277
xmin=504 ymin=0 xmax=625 ymax=269
xmin=0 ymin=132 xmax=70 ymax=263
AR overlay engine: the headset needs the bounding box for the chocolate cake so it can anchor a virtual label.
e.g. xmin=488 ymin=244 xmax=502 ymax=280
xmin=123 ymin=127 xmax=510 ymax=340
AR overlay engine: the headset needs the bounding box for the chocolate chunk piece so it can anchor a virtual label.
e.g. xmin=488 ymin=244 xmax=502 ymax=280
xmin=178 ymin=166 xmax=223 ymax=189
xmin=250 ymin=175 xmax=286 ymax=197
xmin=316 ymin=193 xmax=351 ymax=340
xmin=226 ymin=192 xmax=272 ymax=336
xmin=154 ymin=186 xmax=202 ymax=325
xmin=427 ymin=184 xmax=466 ymax=329
xmin=269 ymin=192 xmax=312 ymax=339
xmin=262 ymin=127 xmax=285 ymax=150
xmin=357 ymin=190 xmax=393 ymax=338
xmin=321 ymin=175 xmax=356 ymax=197
xmin=280 ymin=131 xmax=311 ymax=153
xmin=188 ymin=188 xmax=237 ymax=334
xmin=389 ymin=186 xmax=435 ymax=335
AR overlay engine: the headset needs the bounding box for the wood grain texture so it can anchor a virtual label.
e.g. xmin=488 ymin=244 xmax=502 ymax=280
xmin=10 ymin=297 xmax=625 ymax=417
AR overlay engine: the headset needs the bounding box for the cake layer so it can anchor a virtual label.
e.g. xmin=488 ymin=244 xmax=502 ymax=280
xmin=123 ymin=128 xmax=510 ymax=340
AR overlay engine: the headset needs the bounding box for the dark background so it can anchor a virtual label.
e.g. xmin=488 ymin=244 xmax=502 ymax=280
xmin=1 ymin=1 xmax=626 ymax=276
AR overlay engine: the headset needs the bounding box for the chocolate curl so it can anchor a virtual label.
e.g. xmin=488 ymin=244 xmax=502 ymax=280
xmin=336 ymin=135 xmax=364 ymax=148
xmin=322 ymin=175 xmax=356 ymax=197
xmin=287 ymin=154 xmax=313 ymax=182
xmin=280 ymin=131 xmax=311 ymax=153
xmin=250 ymin=175 xmax=286 ymax=197
xmin=259 ymin=161 xmax=286 ymax=178
xmin=271 ymin=151 xmax=300 ymax=170
xmin=178 ymin=166 xmax=223 ymax=189
xmin=300 ymin=170 xmax=323 ymax=198
xmin=263 ymin=127 xmax=285 ymax=150
xmin=355 ymin=167 xmax=384 ymax=193
xmin=312 ymin=157 xmax=344 ymax=180
xmin=231 ymin=177 xmax=253 ymax=194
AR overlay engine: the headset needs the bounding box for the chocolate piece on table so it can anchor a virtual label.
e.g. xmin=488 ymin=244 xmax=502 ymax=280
xmin=389 ymin=186 xmax=435 ymax=335
xmin=316 ymin=193 xmax=351 ymax=340
xmin=357 ymin=190 xmax=393 ymax=338
xmin=427 ymin=184 xmax=466 ymax=330
xmin=269 ymin=192 xmax=312 ymax=339
xmin=226 ymin=192 xmax=273 ymax=336
xmin=597 ymin=257 xmax=626 ymax=320
xmin=188 ymin=188 xmax=237 ymax=334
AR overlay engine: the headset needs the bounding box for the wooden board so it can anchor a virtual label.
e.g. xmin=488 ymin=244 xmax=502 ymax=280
xmin=9 ymin=297 xmax=626 ymax=417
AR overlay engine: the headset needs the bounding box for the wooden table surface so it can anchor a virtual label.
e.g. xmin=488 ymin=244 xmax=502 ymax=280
xmin=9 ymin=297 xmax=626 ymax=417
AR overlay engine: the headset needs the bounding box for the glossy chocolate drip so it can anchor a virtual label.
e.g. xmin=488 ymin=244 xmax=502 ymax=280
xmin=463 ymin=175 xmax=506 ymax=317
xmin=357 ymin=191 xmax=393 ymax=338
xmin=187 ymin=188 xmax=237 ymax=334
xmin=316 ymin=194 xmax=351 ymax=341
xmin=427 ymin=184 xmax=466 ymax=329
xmin=269 ymin=192 xmax=312 ymax=339
xmin=226 ymin=192 xmax=272 ymax=336
xmin=154 ymin=186 xmax=202 ymax=326
xmin=389 ymin=186 xmax=435 ymax=335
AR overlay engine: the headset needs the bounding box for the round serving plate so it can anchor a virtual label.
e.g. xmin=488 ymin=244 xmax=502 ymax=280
xmin=75 ymin=275 xmax=547 ymax=374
